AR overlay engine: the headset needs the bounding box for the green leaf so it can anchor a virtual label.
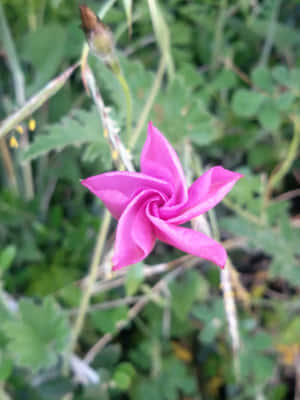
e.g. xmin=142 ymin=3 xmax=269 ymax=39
xmin=22 ymin=107 xmax=107 ymax=162
xmin=279 ymin=318 xmax=300 ymax=345
xmin=290 ymin=68 xmax=300 ymax=90
xmin=0 ymin=353 xmax=13 ymax=381
xmin=125 ymin=263 xmax=144 ymax=296
xmin=272 ymin=66 xmax=290 ymax=86
xmin=213 ymin=69 xmax=238 ymax=90
xmin=192 ymin=300 xmax=225 ymax=344
xmin=220 ymin=216 xmax=300 ymax=285
xmin=151 ymin=77 xmax=219 ymax=146
xmin=20 ymin=23 xmax=67 ymax=95
xmin=274 ymin=92 xmax=295 ymax=112
xmin=226 ymin=168 xmax=263 ymax=215
xmin=3 ymin=297 xmax=70 ymax=372
xmin=170 ymin=269 xmax=208 ymax=321
xmin=251 ymin=66 xmax=273 ymax=92
xmin=91 ymin=306 xmax=128 ymax=334
xmin=232 ymin=89 xmax=265 ymax=117
xmin=0 ymin=245 xmax=16 ymax=275
xmin=113 ymin=362 xmax=136 ymax=390
xmin=258 ymin=100 xmax=281 ymax=131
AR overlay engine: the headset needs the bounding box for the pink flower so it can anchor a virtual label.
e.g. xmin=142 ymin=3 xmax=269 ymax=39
xmin=81 ymin=123 xmax=242 ymax=270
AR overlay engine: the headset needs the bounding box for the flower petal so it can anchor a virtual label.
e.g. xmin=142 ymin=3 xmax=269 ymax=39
xmin=112 ymin=190 xmax=159 ymax=270
xmin=81 ymin=171 xmax=172 ymax=219
xmin=148 ymin=213 xmax=227 ymax=268
xmin=141 ymin=122 xmax=187 ymax=204
xmin=163 ymin=166 xmax=243 ymax=224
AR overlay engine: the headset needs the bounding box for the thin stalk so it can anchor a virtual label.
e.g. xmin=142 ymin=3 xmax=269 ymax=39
xmin=0 ymin=64 xmax=78 ymax=140
xmin=0 ymin=139 xmax=18 ymax=194
xmin=129 ymin=56 xmax=167 ymax=149
xmin=67 ymin=210 xmax=111 ymax=357
xmin=146 ymin=0 xmax=174 ymax=82
xmin=212 ymin=0 xmax=227 ymax=70
xmin=265 ymin=115 xmax=300 ymax=202
xmin=259 ymin=0 xmax=282 ymax=66
xmin=114 ymin=69 xmax=133 ymax=143
xmin=0 ymin=3 xmax=34 ymax=199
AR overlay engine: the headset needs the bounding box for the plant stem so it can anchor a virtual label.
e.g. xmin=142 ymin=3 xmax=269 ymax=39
xmin=114 ymin=69 xmax=133 ymax=143
xmin=265 ymin=115 xmax=300 ymax=200
xmin=129 ymin=56 xmax=167 ymax=149
xmin=67 ymin=210 xmax=111 ymax=357
xmin=0 ymin=139 xmax=18 ymax=194
xmin=0 ymin=64 xmax=78 ymax=141
xmin=0 ymin=3 xmax=34 ymax=199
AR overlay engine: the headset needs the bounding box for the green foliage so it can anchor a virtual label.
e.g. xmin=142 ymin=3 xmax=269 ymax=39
xmin=132 ymin=357 xmax=197 ymax=400
xmin=232 ymin=89 xmax=265 ymax=118
xmin=3 ymin=297 xmax=70 ymax=372
xmin=170 ymin=269 xmax=208 ymax=321
xmin=1 ymin=0 xmax=300 ymax=398
xmin=0 ymin=245 xmax=16 ymax=276
xmin=125 ymin=263 xmax=144 ymax=296
xmin=22 ymin=107 xmax=110 ymax=166
xmin=91 ymin=306 xmax=128 ymax=334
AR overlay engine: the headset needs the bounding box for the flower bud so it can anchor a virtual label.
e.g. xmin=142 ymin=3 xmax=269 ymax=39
xmin=79 ymin=5 xmax=118 ymax=71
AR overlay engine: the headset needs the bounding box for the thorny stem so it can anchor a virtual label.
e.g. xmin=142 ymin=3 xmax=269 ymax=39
xmin=129 ymin=56 xmax=167 ymax=149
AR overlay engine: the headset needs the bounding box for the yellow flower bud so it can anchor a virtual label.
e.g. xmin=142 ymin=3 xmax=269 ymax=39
xmin=9 ymin=136 xmax=19 ymax=148
xmin=16 ymin=125 xmax=24 ymax=135
xmin=28 ymin=118 xmax=36 ymax=131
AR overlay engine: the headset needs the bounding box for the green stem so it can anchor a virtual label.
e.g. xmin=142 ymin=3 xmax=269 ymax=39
xmin=67 ymin=210 xmax=111 ymax=358
xmin=0 ymin=3 xmax=34 ymax=198
xmin=0 ymin=139 xmax=18 ymax=194
xmin=114 ymin=69 xmax=133 ymax=143
xmin=129 ymin=56 xmax=167 ymax=149
xmin=267 ymin=117 xmax=300 ymax=195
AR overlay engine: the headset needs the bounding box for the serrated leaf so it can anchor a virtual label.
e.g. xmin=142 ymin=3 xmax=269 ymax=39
xmin=3 ymin=297 xmax=70 ymax=372
xmin=22 ymin=107 xmax=107 ymax=162
xmin=150 ymin=77 xmax=219 ymax=146
xmin=220 ymin=216 xmax=300 ymax=285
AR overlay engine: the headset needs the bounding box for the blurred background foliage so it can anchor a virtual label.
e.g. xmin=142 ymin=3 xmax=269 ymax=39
xmin=0 ymin=0 xmax=300 ymax=399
